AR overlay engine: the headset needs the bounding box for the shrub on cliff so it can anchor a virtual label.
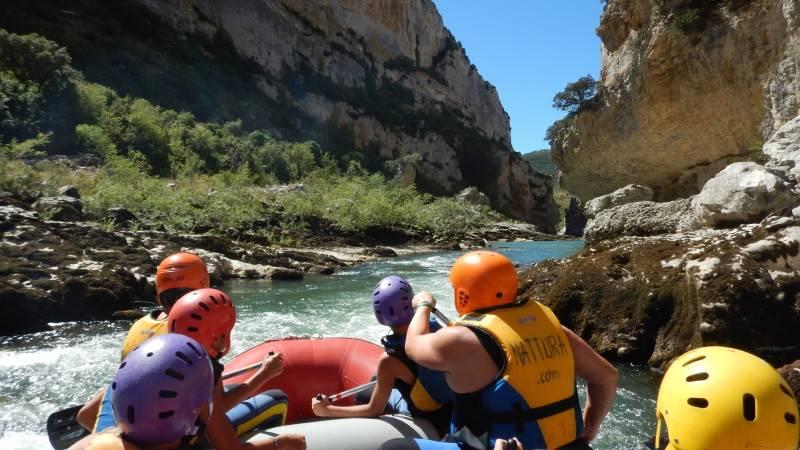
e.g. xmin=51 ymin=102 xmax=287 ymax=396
xmin=552 ymin=75 xmax=598 ymax=114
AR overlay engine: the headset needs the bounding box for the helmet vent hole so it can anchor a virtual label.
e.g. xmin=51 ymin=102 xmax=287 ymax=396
xmin=389 ymin=307 xmax=395 ymax=316
xmin=119 ymin=362 xmax=127 ymax=370
xmin=374 ymin=291 xmax=380 ymax=296
xmin=159 ymin=390 xmax=178 ymax=398
xmin=199 ymin=302 xmax=210 ymax=311
xmin=146 ymin=352 xmax=154 ymax=358
xmin=165 ymin=368 xmax=185 ymax=380
xmin=158 ymin=410 xmax=175 ymax=419
xmin=170 ymin=319 xmax=176 ymax=331
xmin=496 ymin=292 xmax=503 ymax=298
xmin=400 ymin=287 xmax=409 ymax=292
xmin=111 ymin=382 xmax=117 ymax=390
xmin=186 ymin=341 xmax=202 ymax=356
xmin=681 ymin=355 xmax=706 ymax=367
xmin=374 ymin=301 xmax=380 ymax=305
xmin=685 ymin=372 xmax=708 ymax=382
xmin=190 ymin=313 xmax=202 ymax=320
xmin=127 ymin=405 xmax=136 ymax=424
xmin=210 ymin=295 xmax=219 ymax=305
xmin=742 ymin=394 xmax=756 ymax=421
xmin=780 ymin=384 xmax=793 ymax=399
xmin=175 ymin=351 xmax=193 ymax=365
xmin=187 ymin=326 xmax=199 ymax=333
xmin=403 ymin=306 xmax=410 ymax=310
xmin=785 ymin=413 xmax=797 ymax=424
xmin=687 ymin=398 xmax=708 ymax=408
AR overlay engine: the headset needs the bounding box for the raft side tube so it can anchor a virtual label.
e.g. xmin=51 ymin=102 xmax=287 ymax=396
xmin=248 ymin=415 xmax=440 ymax=450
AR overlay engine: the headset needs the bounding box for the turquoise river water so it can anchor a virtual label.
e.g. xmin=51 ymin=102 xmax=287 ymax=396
xmin=0 ymin=240 xmax=660 ymax=449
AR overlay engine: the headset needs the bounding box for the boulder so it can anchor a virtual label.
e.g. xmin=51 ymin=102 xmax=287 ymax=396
xmin=106 ymin=207 xmax=137 ymax=226
xmin=362 ymin=247 xmax=398 ymax=257
xmin=32 ymin=196 xmax=82 ymax=221
xmin=584 ymin=198 xmax=697 ymax=244
xmin=456 ymin=187 xmax=491 ymax=207
xmin=564 ymin=197 xmax=587 ymax=237
xmin=778 ymin=360 xmax=800 ymax=412
xmin=57 ymin=185 xmax=80 ymax=199
xmin=585 ymin=184 xmax=654 ymax=219
xmin=520 ymin=222 xmax=800 ymax=369
xmin=692 ymin=162 xmax=798 ymax=227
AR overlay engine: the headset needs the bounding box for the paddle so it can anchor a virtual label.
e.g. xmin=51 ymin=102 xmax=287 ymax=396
xmin=315 ymin=380 xmax=378 ymax=403
xmin=431 ymin=308 xmax=451 ymax=326
xmin=47 ymin=404 xmax=90 ymax=450
xmin=221 ymin=351 xmax=274 ymax=380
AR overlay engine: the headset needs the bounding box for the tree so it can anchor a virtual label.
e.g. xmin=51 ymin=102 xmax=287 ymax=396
xmin=552 ymin=75 xmax=598 ymax=114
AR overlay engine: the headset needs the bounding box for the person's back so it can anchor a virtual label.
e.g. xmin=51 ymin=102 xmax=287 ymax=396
xmin=311 ymin=275 xmax=453 ymax=434
xmin=392 ymin=251 xmax=618 ymax=450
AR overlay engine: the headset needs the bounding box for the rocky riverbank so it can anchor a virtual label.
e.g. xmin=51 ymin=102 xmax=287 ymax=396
xmin=538 ymin=114 xmax=800 ymax=411
xmin=0 ymin=190 xmax=557 ymax=336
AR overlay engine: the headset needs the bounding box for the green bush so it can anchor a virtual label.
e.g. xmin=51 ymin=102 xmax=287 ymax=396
xmin=277 ymin=170 xmax=501 ymax=234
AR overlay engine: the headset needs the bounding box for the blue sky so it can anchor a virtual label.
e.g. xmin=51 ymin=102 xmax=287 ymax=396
xmin=433 ymin=1 xmax=604 ymax=153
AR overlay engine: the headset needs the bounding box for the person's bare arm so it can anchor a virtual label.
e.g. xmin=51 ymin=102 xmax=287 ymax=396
xmin=405 ymin=292 xmax=455 ymax=371
xmin=564 ymin=326 xmax=618 ymax=443
xmin=222 ymin=352 xmax=284 ymax=411
xmin=76 ymin=388 xmax=105 ymax=431
xmin=312 ymin=354 xmax=409 ymax=418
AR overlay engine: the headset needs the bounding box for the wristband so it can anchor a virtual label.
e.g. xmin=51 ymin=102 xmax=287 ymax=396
xmin=414 ymin=301 xmax=434 ymax=311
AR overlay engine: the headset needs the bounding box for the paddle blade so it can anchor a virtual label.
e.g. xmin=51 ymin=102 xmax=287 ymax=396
xmin=47 ymin=405 xmax=90 ymax=450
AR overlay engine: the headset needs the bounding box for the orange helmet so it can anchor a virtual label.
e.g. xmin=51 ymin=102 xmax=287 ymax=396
xmin=449 ymin=251 xmax=518 ymax=315
xmin=155 ymin=253 xmax=209 ymax=306
xmin=168 ymin=288 xmax=236 ymax=359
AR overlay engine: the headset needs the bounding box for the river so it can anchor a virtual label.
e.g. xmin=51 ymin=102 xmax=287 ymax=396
xmin=0 ymin=240 xmax=660 ymax=449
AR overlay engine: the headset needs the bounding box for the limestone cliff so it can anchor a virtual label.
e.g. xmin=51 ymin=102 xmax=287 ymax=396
xmin=553 ymin=0 xmax=800 ymax=203
xmin=0 ymin=0 xmax=556 ymax=230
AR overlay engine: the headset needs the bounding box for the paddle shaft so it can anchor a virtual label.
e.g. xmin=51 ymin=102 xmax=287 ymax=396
xmin=316 ymin=380 xmax=378 ymax=403
xmin=431 ymin=308 xmax=451 ymax=326
xmin=221 ymin=351 xmax=274 ymax=380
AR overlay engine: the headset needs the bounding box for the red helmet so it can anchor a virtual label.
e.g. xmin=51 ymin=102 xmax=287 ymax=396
xmin=155 ymin=253 xmax=209 ymax=307
xmin=168 ymin=288 xmax=236 ymax=358
xmin=449 ymin=251 xmax=518 ymax=315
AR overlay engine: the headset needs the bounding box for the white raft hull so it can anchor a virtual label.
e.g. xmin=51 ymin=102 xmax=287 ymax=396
xmin=248 ymin=414 xmax=440 ymax=450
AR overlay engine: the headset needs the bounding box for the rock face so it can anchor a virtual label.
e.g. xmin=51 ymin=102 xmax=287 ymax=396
xmin=778 ymin=360 xmax=800 ymax=412
xmin=585 ymin=184 xmax=654 ymax=219
xmin=127 ymin=0 xmax=557 ymax=230
xmin=584 ymin=198 xmax=697 ymax=243
xmin=692 ymin=162 xmax=798 ymax=227
xmin=553 ymin=0 xmax=800 ymax=202
xmin=563 ymin=197 xmax=587 ymax=237
xmin=456 ymin=187 xmax=491 ymax=207
xmin=765 ymin=115 xmax=800 ymax=186
xmin=520 ymin=216 xmax=800 ymax=369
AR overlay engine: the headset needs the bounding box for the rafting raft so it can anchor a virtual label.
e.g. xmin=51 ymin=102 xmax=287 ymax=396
xmin=224 ymin=337 xmax=440 ymax=450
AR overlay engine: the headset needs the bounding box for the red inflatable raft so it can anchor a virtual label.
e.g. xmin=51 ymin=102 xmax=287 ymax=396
xmin=223 ymin=337 xmax=383 ymax=424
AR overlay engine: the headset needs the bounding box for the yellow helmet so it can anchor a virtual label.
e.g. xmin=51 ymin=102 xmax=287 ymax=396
xmin=655 ymin=346 xmax=799 ymax=450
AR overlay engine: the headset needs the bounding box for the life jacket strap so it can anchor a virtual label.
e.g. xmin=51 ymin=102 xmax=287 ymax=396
xmin=489 ymin=392 xmax=579 ymax=433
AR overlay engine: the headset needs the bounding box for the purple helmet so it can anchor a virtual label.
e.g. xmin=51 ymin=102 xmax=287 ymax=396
xmin=372 ymin=275 xmax=414 ymax=326
xmin=111 ymin=333 xmax=214 ymax=445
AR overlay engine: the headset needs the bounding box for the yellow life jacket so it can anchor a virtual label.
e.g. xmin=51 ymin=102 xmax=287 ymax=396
xmin=453 ymin=300 xmax=581 ymax=449
xmin=120 ymin=311 xmax=168 ymax=360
